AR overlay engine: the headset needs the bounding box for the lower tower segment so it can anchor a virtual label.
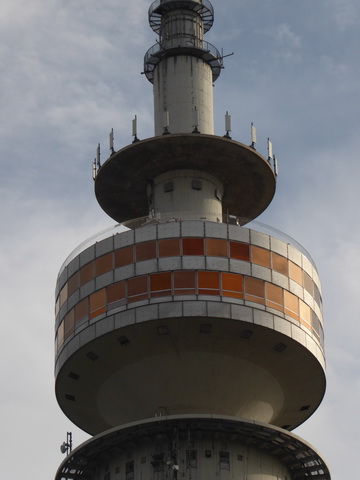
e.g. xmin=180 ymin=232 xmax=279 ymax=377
xmin=54 ymin=0 xmax=330 ymax=479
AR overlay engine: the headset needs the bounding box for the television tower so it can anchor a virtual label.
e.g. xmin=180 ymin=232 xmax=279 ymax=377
xmin=54 ymin=1 xmax=330 ymax=479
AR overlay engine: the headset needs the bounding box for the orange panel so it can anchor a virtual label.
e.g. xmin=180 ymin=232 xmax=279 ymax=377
xmin=265 ymin=283 xmax=283 ymax=311
xmin=80 ymin=262 xmax=95 ymax=286
xmin=115 ymin=246 xmax=134 ymax=267
xmin=158 ymin=238 xmax=181 ymax=257
xmin=303 ymin=272 xmax=314 ymax=295
xmin=107 ymin=281 xmax=126 ymax=304
xmin=59 ymin=283 xmax=68 ymax=308
xmin=230 ymin=242 xmax=250 ymax=261
xmin=174 ymin=289 xmax=196 ymax=296
xmin=90 ymin=306 xmax=106 ymax=319
xmin=174 ymin=271 xmax=196 ymax=295
xmin=182 ymin=238 xmax=204 ymax=256
xmin=300 ymin=300 xmax=311 ymax=328
xmin=284 ymin=290 xmax=299 ymax=320
xmin=57 ymin=321 xmax=65 ymax=350
xmin=198 ymin=271 xmax=219 ymax=289
xmin=221 ymin=272 xmax=243 ymax=299
xmin=150 ymin=272 xmax=172 ymax=291
xmin=272 ymin=253 xmax=288 ymax=276
xmin=90 ymin=289 xmax=106 ymax=314
xmin=64 ymin=308 xmax=75 ymax=339
xmin=136 ymin=241 xmax=156 ymax=262
xmin=128 ymin=294 xmax=148 ymax=303
xmin=198 ymin=271 xmax=220 ymax=295
xmin=251 ymin=246 xmax=271 ymax=268
xmin=128 ymin=276 xmax=148 ymax=297
xmin=96 ymin=252 xmax=113 ymax=276
xmin=75 ymin=297 xmax=89 ymax=323
xmin=174 ymin=271 xmax=196 ymax=288
xmin=68 ymin=271 xmax=80 ymax=296
xmin=206 ymin=238 xmax=228 ymax=257
xmin=289 ymin=262 xmax=303 ymax=285
xmin=222 ymin=273 xmax=243 ymax=292
xmin=244 ymin=277 xmax=265 ymax=304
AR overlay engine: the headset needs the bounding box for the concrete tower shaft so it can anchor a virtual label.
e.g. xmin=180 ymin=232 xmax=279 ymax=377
xmin=145 ymin=0 xmax=221 ymax=135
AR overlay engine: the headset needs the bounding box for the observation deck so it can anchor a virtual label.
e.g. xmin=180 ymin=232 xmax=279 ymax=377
xmin=148 ymin=0 xmax=214 ymax=34
xmin=94 ymin=134 xmax=276 ymax=225
xmin=55 ymin=220 xmax=325 ymax=435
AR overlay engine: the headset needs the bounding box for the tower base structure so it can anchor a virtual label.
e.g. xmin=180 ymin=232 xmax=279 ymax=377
xmin=55 ymin=415 xmax=330 ymax=480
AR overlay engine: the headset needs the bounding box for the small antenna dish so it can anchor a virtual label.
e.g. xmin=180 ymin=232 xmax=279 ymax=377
xmin=251 ymin=122 xmax=256 ymax=149
xmin=267 ymin=138 xmax=273 ymax=162
xmin=60 ymin=432 xmax=73 ymax=455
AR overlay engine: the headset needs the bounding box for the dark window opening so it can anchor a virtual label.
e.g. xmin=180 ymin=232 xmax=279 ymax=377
xmin=186 ymin=450 xmax=197 ymax=468
xmin=126 ymin=461 xmax=134 ymax=480
xmin=219 ymin=451 xmax=230 ymax=470
xmin=192 ymin=179 xmax=202 ymax=190
xmin=164 ymin=182 xmax=174 ymax=192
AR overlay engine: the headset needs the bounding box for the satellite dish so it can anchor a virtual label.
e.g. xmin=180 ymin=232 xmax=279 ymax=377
xmin=60 ymin=433 xmax=73 ymax=455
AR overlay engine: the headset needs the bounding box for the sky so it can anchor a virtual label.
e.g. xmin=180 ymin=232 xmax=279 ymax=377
xmin=1 ymin=0 xmax=359 ymax=478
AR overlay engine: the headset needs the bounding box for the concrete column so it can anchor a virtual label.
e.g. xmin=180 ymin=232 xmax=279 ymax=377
xmin=147 ymin=169 xmax=223 ymax=221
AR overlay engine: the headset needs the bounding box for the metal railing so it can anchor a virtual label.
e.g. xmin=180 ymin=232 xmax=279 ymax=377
xmin=149 ymin=0 xmax=214 ymax=34
xmin=144 ymin=39 xmax=222 ymax=82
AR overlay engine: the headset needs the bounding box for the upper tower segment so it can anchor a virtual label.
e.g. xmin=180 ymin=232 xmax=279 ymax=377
xmin=95 ymin=0 xmax=276 ymax=224
xmin=144 ymin=0 xmax=221 ymax=135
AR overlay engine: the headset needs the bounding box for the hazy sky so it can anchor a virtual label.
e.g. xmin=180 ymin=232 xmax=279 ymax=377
xmin=1 ymin=0 xmax=359 ymax=478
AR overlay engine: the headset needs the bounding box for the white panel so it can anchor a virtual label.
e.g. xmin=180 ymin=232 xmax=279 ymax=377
xmin=135 ymin=225 xmax=157 ymax=242
xmin=157 ymin=221 xmax=181 ymax=239
xmin=254 ymin=309 xmax=274 ymax=328
xmin=270 ymin=236 xmax=288 ymax=256
xmin=250 ymin=230 xmax=270 ymax=248
xmin=251 ymin=264 xmax=272 ymax=281
xmin=114 ymin=229 xmax=135 ymax=249
xmin=228 ymin=225 xmax=250 ymax=243
xmin=229 ymin=259 xmax=251 ymax=275
xmin=231 ymin=304 xmax=253 ymax=322
xmin=135 ymin=304 xmax=159 ymax=323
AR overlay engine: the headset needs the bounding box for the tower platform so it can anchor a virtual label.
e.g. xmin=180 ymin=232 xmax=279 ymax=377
xmin=95 ymin=134 xmax=276 ymax=224
xmin=55 ymin=415 xmax=331 ymax=480
xmin=55 ymin=221 xmax=325 ymax=435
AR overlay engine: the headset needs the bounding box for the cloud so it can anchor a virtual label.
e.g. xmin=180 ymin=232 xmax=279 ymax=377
xmin=327 ymin=0 xmax=360 ymax=30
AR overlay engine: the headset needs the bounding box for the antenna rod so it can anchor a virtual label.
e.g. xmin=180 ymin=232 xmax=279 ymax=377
xmin=251 ymin=122 xmax=256 ymax=149
xmin=132 ymin=115 xmax=139 ymax=143
xmin=96 ymin=143 xmax=101 ymax=168
xmin=267 ymin=138 xmax=273 ymax=162
xmin=192 ymin=108 xmax=200 ymax=133
xmin=273 ymin=155 xmax=278 ymax=176
xmin=163 ymin=110 xmax=170 ymax=134
xmin=224 ymin=111 xmax=231 ymax=139
xmin=92 ymin=158 xmax=97 ymax=180
xmin=109 ymin=128 xmax=114 ymax=153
